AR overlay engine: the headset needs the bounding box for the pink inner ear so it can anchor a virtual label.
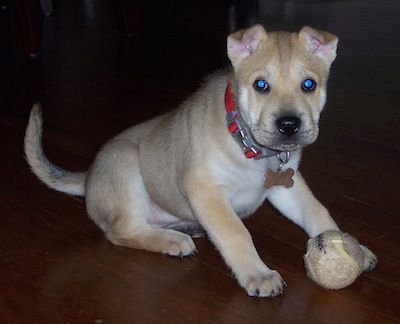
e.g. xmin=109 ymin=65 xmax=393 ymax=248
xmin=243 ymin=33 xmax=257 ymax=52
xmin=228 ymin=38 xmax=249 ymax=60
xmin=229 ymin=30 xmax=261 ymax=60
xmin=309 ymin=36 xmax=322 ymax=53
xmin=308 ymin=35 xmax=334 ymax=56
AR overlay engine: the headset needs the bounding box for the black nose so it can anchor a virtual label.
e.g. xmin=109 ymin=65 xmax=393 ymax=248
xmin=276 ymin=117 xmax=301 ymax=137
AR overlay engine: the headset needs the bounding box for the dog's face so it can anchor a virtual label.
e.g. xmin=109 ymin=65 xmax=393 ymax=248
xmin=228 ymin=25 xmax=338 ymax=151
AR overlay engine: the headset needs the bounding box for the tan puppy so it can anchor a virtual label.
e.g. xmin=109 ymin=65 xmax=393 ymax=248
xmin=24 ymin=25 xmax=377 ymax=297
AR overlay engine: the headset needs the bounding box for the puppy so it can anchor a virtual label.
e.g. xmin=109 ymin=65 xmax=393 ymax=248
xmin=24 ymin=25 xmax=376 ymax=297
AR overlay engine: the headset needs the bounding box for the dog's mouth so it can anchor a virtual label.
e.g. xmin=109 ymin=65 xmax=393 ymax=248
xmin=268 ymin=142 xmax=304 ymax=151
xmin=251 ymin=128 xmax=319 ymax=152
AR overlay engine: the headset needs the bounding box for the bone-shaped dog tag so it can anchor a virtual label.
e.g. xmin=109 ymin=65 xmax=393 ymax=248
xmin=264 ymin=168 xmax=295 ymax=189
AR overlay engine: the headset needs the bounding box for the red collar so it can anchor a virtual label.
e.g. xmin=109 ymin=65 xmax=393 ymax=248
xmin=225 ymin=82 xmax=279 ymax=159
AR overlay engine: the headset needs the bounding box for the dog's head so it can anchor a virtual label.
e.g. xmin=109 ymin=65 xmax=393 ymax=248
xmin=227 ymin=25 xmax=338 ymax=151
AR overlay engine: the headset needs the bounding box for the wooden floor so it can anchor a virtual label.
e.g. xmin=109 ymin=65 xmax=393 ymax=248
xmin=1 ymin=0 xmax=399 ymax=322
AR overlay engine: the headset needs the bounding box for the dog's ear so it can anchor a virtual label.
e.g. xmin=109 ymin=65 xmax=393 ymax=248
xmin=227 ymin=25 xmax=267 ymax=66
xmin=299 ymin=26 xmax=338 ymax=65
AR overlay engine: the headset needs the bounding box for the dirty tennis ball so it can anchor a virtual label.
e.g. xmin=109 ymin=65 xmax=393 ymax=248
xmin=304 ymin=230 xmax=364 ymax=290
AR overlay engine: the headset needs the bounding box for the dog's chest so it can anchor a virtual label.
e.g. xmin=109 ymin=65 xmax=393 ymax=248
xmin=219 ymin=162 xmax=270 ymax=218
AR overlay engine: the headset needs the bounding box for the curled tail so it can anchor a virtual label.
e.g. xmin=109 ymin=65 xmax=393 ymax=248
xmin=24 ymin=104 xmax=86 ymax=196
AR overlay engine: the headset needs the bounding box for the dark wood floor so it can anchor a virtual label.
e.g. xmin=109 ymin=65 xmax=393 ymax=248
xmin=1 ymin=0 xmax=400 ymax=322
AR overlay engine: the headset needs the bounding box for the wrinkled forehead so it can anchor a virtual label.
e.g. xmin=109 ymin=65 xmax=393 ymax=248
xmin=236 ymin=31 xmax=329 ymax=84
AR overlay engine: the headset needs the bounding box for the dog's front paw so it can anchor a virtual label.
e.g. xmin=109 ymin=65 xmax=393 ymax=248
xmin=238 ymin=268 xmax=285 ymax=297
xmin=360 ymin=244 xmax=377 ymax=272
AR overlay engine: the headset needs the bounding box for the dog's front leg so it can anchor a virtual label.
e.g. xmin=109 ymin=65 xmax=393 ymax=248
xmin=266 ymin=171 xmax=339 ymax=237
xmin=266 ymin=171 xmax=376 ymax=271
xmin=185 ymin=177 xmax=285 ymax=297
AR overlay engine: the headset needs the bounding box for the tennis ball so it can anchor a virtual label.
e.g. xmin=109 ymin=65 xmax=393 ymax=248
xmin=304 ymin=230 xmax=364 ymax=290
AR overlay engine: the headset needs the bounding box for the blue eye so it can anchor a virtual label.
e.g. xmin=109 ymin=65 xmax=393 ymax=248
xmin=302 ymin=78 xmax=317 ymax=92
xmin=253 ymin=79 xmax=270 ymax=93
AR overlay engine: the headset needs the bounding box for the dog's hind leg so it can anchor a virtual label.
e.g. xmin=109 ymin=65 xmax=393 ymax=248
xmin=86 ymin=139 xmax=196 ymax=257
xmin=108 ymin=225 xmax=197 ymax=257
